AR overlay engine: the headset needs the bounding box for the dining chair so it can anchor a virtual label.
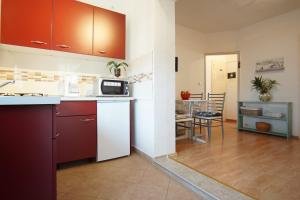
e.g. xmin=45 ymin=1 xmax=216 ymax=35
xmin=190 ymin=93 xmax=203 ymax=100
xmin=193 ymin=93 xmax=226 ymax=140
xmin=176 ymin=100 xmax=194 ymax=139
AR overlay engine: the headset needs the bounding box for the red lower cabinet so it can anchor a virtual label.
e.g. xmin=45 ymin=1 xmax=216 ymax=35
xmin=55 ymin=101 xmax=97 ymax=164
xmin=0 ymin=105 xmax=56 ymax=200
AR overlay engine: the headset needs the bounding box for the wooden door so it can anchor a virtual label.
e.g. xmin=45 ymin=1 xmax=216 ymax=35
xmin=53 ymin=0 xmax=93 ymax=55
xmin=1 ymin=0 xmax=53 ymax=49
xmin=93 ymin=7 xmax=126 ymax=59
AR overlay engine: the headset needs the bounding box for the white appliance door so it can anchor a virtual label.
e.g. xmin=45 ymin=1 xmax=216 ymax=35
xmin=97 ymin=100 xmax=130 ymax=161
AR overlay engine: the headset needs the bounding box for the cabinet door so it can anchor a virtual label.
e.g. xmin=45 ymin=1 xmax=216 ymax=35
xmin=0 ymin=105 xmax=55 ymax=200
xmin=53 ymin=0 xmax=93 ymax=55
xmin=1 ymin=0 xmax=52 ymax=49
xmin=93 ymin=7 xmax=126 ymax=59
xmin=56 ymin=115 xmax=97 ymax=163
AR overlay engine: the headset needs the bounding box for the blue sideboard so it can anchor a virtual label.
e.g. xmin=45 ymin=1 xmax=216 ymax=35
xmin=238 ymin=101 xmax=292 ymax=138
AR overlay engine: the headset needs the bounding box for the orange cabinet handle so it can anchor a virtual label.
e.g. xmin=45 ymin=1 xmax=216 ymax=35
xmin=30 ymin=40 xmax=47 ymax=45
xmin=56 ymin=44 xmax=71 ymax=49
xmin=98 ymin=50 xmax=106 ymax=54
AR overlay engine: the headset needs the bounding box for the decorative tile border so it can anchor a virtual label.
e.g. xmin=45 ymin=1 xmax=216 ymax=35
xmin=0 ymin=67 xmax=97 ymax=84
xmin=128 ymin=72 xmax=153 ymax=84
xmin=0 ymin=67 xmax=152 ymax=85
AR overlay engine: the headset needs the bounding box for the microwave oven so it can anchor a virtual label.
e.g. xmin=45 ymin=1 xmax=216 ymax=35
xmin=95 ymin=78 xmax=129 ymax=96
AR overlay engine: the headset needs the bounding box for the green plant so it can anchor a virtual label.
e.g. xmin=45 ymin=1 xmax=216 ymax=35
xmin=106 ymin=61 xmax=128 ymax=73
xmin=251 ymin=76 xmax=278 ymax=94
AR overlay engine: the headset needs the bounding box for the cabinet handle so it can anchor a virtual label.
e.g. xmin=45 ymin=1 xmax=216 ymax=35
xmin=80 ymin=118 xmax=95 ymax=122
xmin=98 ymin=50 xmax=106 ymax=54
xmin=30 ymin=40 xmax=47 ymax=45
xmin=56 ymin=44 xmax=71 ymax=49
xmin=56 ymin=111 xmax=61 ymax=115
xmin=56 ymin=133 xmax=60 ymax=137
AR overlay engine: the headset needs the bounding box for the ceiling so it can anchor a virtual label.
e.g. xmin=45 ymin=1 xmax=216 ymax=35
xmin=176 ymin=0 xmax=300 ymax=33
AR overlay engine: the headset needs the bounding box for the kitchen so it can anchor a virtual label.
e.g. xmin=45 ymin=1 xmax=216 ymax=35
xmin=0 ymin=1 xmax=177 ymax=200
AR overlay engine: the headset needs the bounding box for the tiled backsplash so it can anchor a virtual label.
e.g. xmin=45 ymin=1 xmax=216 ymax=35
xmin=0 ymin=67 xmax=97 ymax=84
xmin=0 ymin=65 xmax=153 ymax=96
xmin=0 ymin=67 xmax=100 ymax=95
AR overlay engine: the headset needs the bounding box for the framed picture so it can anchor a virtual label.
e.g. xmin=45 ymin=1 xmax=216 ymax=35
xmin=256 ymin=57 xmax=284 ymax=73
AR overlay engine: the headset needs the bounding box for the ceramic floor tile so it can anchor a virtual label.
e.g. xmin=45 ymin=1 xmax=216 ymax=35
xmin=139 ymin=165 xmax=170 ymax=189
xmin=57 ymin=152 xmax=202 ymax=200
xmin=128 ymin=184 xmax=168 ymax=200
xmin=166 ymin=180 xmax=204 ymax=200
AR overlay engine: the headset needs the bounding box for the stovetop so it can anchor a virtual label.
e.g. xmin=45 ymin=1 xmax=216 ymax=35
xmin=0 ymin=93 xmax=48 ymax=97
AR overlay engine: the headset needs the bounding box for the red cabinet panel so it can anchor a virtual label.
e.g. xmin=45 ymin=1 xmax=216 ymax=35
xmin=53 ymin=0 xmax=93 ymax=55
xmin=0 ymin=105 xmax=56 ymax=200
xmin=56 ymin=115 xmax=97 ymax=163
xmin=55 ymin=101 xmax=96 ymax=116
xmin=1 ymin=0 xmax=52 ymax=49
xmin=93 ymin=7 xmax=126 ymax=59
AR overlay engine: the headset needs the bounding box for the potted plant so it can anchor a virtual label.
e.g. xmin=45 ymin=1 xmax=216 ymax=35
xmin=106 ymin=61 xmax=128 ymax=78
xmin=251 ymin=76 xmax=278 ymax=102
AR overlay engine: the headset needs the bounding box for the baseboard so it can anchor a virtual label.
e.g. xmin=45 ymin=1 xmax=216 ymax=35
xmin=131 ymin=146 xmax=154 ymax=162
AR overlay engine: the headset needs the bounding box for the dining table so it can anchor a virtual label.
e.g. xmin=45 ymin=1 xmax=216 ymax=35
xmin=176 ymin=99 xmax=208 ymax=143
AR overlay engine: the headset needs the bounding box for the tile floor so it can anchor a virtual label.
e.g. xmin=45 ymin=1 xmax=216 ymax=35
xmin=57 ymin=152 xmax=203 ymax=200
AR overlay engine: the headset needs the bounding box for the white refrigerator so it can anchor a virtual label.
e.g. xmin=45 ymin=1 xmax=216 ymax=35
xmin=97 ymin=100 xmax=130 ymax=162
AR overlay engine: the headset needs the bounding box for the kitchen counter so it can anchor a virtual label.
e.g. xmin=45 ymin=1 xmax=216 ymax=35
xmin=0 ymin=96 xmax=135 ymax=105
xmin=61 ymin=96 xmax=135 ymax=101
xmin=0 ymin=96 xmax=61 ymax=105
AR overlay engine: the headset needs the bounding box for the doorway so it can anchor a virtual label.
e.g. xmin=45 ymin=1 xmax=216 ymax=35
xmin=205 ymin=53 xmax=239 ymax=121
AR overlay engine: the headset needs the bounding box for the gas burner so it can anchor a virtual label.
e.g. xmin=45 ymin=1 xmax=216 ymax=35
xmin=17 ymin=93 xmax=47 ymax=97
xmin=0 ymin=93 xmax=18 ymax=96
xmin=0 ymin=93 xmax=48 ymax=97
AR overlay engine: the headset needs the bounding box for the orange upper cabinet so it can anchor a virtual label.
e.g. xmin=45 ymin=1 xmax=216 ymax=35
xmin=93 ymin=7 xmax=126 ymax=59
xmin=1 ymin=0 xmax=52 ymax=49
xmin=53 ymin=0 xmax=93 ymax=55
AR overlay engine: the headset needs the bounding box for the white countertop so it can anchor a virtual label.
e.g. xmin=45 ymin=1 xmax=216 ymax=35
xmin=0 ymin=96 xmax=135 ymax=105
xmin=61 ymin=96 xmax=135 ymax=101
xmin=0 ymin=96 xmax=61 ymax=105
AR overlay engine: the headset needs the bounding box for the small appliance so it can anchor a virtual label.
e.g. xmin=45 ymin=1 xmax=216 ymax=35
xmin=95 ymin=78 xmax=129 ymax=97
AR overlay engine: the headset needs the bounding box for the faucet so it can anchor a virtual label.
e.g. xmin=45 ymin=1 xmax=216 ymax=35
xmin=0 ymin=80 xmax=16 ymax=89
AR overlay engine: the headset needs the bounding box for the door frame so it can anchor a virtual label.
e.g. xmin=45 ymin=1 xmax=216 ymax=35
xmin=204 ymin=51 xmax=241 ymax=112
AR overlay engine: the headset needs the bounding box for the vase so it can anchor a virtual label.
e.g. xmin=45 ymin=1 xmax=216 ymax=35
xmin=114 ymin=68 xmax=121 ymax=77
xmin=259 ymin=93 xmax=272 ymax=102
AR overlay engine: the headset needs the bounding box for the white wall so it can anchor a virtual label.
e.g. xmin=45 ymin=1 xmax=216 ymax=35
xmin=176 ymin=8 xmax=300 ymax=136
xmin=126 ymin=0 xmax=155 ymax=157
xmin=153 ymin=0 xmax=176 ymax=157
xmin=128 ymin=0 xmax=176 ymax=157
xmin=238 ymin=9 xmax=300 ymax=136
xmin=205 ymin=31 xmax=239 ymax=54
xmin=175 ymin=25 xmax=206 ymax=99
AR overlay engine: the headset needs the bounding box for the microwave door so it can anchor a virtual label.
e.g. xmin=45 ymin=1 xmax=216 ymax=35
xmin=101 ymin=81 xmax=123 ymax=95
